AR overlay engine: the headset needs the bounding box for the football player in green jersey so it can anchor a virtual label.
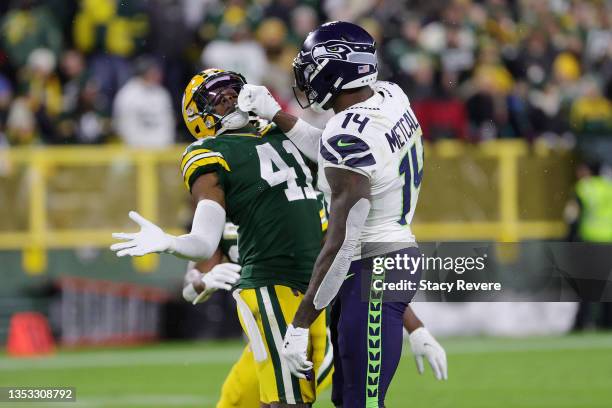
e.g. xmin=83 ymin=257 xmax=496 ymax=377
xmin=183 ymin=218 xmax=335 ymax=408
xmin=111 ymin=69 xmax=329 ymax=407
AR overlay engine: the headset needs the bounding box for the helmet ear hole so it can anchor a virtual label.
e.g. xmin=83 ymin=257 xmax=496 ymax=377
xmin=194 ymin=125 xmax=200 ymax=134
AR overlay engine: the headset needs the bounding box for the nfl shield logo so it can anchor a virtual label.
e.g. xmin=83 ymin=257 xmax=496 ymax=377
xmin=358 ymin=65 xmax=370 ymax=74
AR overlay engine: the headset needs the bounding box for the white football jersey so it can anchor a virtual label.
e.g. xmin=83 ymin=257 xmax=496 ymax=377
xmin=316 ymin=81 xmax=424 ymax=247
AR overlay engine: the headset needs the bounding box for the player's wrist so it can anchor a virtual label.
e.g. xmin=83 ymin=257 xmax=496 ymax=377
xmin=193 ymin=278 xmax=215 ymax=304
xmin=164 ymin=234 xmax=178 ymax=254
xmin=200 ymin=272 xmax=218 ymax=291
xmin=182 ymin=283 xmax=199 ymax=303
xmin=409 ymin=327 xmax=431 ymax=342
xmin=270 ymin=108 xmax=282 ymax=122
xmin=260 ymin=102 xmax=281 ymax=121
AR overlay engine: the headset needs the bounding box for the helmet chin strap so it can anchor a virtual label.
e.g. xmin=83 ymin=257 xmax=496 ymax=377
xmin=218 ymin=109 xmax=250 ymax=134
xmin=311 ymin=77 xmax=343 ymax=112
xmin=310 ymin=102 xmax=326 ymax=113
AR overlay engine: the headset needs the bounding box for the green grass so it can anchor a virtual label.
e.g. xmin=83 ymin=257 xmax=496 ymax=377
xmin=1 ymin=333 xmax=611 ymax=407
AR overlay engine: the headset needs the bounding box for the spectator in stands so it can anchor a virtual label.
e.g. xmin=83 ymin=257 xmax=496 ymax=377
xmin=289 ymin=5 xmax=318 ymax=47
xmin=441 ymin=24 xmax=475 ymax=81
xmin=257 ymin=17 xmax=295 ymax=101
xmin=59 ymin=50 xmax=89 ymax=115
xmin=10 ymin=48 xmax=63 ymax=144
xmin=112 ymin=57 xmax=175 ymax=148
xmin=323 ymin=0 xmax=377 ymax=22
xmin=58 ymin=79 xmax=110 ymax=145
xmin=55 ymin=49 xmax=112 ymax=144
xmin=516 ymin=30 xmax=556 ymax=87
xmin=145 ymin=0 xmax=192 ymax=111
xmin=264 ymin=0 xmax=297 ymax=27
xmin=407 ymin=56 xmax=436 ymax=103
xmin=528 ymin=81 xmax=564 ymax=139
xmin=506 ymin=81 xmax=535 ymax=140
xmin=384 ymin=18 xmax=423 ymax=86
xmin=466 ymin=70 xmax=504 ymax=141
xmin=570 ymin=77 xmax=612 ymax=136
xmin=0 ymin=74 xmax=13 ymax=147
xmin=0 ymin=0 xmax=63 ymax=69
xmin=552 ymin=51 xmax=582 ymax=101
xmin=5 ymin=96 xmax=36 ymax=145
xmin=0 ymin=0 xmax=610 ymax=146
xmin=73 ymin=0 xmax=148 ymax=111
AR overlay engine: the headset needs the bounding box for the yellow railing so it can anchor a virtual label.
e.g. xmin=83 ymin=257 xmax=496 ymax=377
xmin=414 ymin=139 xmax=570 ymax=241
xmin=0 ymin=140 xmax=572 ymax=274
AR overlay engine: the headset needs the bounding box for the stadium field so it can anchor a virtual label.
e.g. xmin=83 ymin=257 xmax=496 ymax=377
xmin=1 ymin=333 xmax=611 ymax=408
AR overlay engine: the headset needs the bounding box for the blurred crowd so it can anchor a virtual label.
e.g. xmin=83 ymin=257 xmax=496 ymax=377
xmin=0 ymin=0 xmax=612 ymax=151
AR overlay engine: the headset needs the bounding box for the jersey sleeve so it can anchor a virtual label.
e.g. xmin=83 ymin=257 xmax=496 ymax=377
xmin=180 ymin=140 xmax=231 ymax=192
xmin=319 ymin=123 xmax=378 ymax=178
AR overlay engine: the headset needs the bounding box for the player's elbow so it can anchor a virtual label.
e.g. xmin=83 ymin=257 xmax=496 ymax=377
xmin=171 ymin=233 xmax=218 ymax=261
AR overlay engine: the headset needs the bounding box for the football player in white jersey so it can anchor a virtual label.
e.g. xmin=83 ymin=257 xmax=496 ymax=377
xmin=237 ymin=21 xmax=445 ymax=407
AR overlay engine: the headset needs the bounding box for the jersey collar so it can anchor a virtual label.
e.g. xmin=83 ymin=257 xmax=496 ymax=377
xmin=222 ymin=123 xmax=261 ymax=138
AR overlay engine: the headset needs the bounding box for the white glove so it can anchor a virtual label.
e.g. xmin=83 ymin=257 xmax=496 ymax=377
xmin=110 ymin=211 xmax=174 ymax=257
xmin=408 ymin=327 xmax=448 ymax=380
xmin=183 ymin=263 xmax=241 ymax=304
xmin=281 ymin=324 xmax=313 ymax=379
xmin=237 ymin=84 xmax=281 ymax=121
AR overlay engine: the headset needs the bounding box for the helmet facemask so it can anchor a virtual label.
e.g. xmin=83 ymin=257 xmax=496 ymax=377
xmin=292 ymin=57 xmax=335 ymax=113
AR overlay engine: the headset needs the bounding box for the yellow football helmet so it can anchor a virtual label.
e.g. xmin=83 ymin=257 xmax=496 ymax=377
xmin=181 ymin=68 xmax=248 ymax=139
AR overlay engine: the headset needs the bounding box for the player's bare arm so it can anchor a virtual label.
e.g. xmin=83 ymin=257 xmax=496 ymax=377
xmin=190 ymin=171 xmax=225 ymax=208
xmin=403 ymin=305 xmax=424 ymax=332
xmin=293 ymin=168 xmax=370 ymax=328
xmin=281 ymin=167 xmax=371 ymax=379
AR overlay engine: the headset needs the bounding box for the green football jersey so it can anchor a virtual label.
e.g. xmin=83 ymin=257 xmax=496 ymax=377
xmin=180 ymin=123 xmax=323 ymax=292
xmin=220 ymin=192 xmax=328 ymax=264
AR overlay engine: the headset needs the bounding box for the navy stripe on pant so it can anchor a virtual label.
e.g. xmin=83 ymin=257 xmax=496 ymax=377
xmin=331 ymin=246 xmax=421 ymax=407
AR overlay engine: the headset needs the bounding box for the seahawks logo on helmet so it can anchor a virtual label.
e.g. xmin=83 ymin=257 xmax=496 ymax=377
xmin=311 ymin=40 xmax=376 ymax=65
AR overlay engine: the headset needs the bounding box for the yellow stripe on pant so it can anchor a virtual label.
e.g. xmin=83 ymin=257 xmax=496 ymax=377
xmin=217 ymin=329 xmax=334 ymax=407
xmin=228 ymin=285 xmax=328 ymax=405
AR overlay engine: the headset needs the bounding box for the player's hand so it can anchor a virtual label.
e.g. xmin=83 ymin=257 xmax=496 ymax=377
xmin=184 ymin=263 xmax=241 ymax=304
xmin=408 ymin=327 xmax=448 ymax=380
xmin=110 ymin=211 xmax=174 ymax=257
xmin=281 ymin=324 xmax=313 ymax=379
xmin=201 ymin=262 xmax=241 ymax=291
xmin=182 ymin=269 xmax=203 ymax=304
xmin=237 ymin=84 xmax=281 ymax=121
